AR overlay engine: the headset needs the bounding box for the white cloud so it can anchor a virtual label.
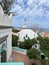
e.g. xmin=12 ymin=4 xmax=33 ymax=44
xmin=11 ymin=0 xmax=49 ymax=18
xmin=46 ymin=12 xmax=49 ymax=18
xmin=39 ymin=0 xmax=49 ymax=6
xmin=18 ymin=0 xmax=23 ymax=3
xmin=27 ymin=0 xmax=33 ymax=5
xmin=22 ymin=8 xmax=31 ymax=17
xmin=11 ymin=4 xmax=23 ymax=15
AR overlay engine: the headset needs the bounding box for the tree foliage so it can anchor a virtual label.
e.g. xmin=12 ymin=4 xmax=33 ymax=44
xmin=12 ymin=35 xmax=19 ymax=47
xmin=19 ymin=39 xmax=32 ymax=50
xmin=19 ymin=38 xmax=37 ymax=50
xmin=37 ymin=35 xmax=49 ymax=58
xmin=19 ymin=42 xmax=26 ymax=49
xmin=12 ymin=28 xmax=20 ymax=33
xmin=27 ymin=48 xmax=40 ymax=59
xmin=40 ymin=37 xmax=49 ymax=57
xmin=0 ymin=0 xmax=14 ymax=15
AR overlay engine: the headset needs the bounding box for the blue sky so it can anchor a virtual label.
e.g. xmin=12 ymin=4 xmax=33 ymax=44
xmin=11 ymin=0 xmax=49 ymax=28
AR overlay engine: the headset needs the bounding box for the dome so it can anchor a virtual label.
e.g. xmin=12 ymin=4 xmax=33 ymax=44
xmin=17 ymin=29 xmax=38 ymax=41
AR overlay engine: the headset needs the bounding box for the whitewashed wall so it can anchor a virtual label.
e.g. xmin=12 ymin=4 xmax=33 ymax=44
xmin=0 ymin=5 xmax=12 ymax=61
xmin=0 ymin=15 xmax=12 ymax=26
xmin=0 ymin=5 xmax=12 ymax=26
xmin=0 ymin=29 xmax=12 ymax=61
xmin=17 ymin=29 xmax=38 ymax=42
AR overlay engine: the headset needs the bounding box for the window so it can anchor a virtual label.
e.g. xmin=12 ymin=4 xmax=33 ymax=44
xmin=0 ymin=35 xmax=8 ymax=62
xmin=0 ymin=35 xmax=8 ymax=50
xmin=24 ymin=37 xmax=25 ymax=40
xmin=35 ymin=45 xmax=37 ymax=48
xmin=26 ymin=34 xmax=28 ymax=38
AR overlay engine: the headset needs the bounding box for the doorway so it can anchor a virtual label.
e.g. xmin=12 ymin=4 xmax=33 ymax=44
xmin=0 ymin=35 xmax=8 ymax=62
xmin=1 ymin=50 xmax=7 ymax=62
xmin=1 ymin=43 xmax=7 ymax=62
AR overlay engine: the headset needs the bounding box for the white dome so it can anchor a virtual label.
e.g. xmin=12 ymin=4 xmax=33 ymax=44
xmin=17 ymin=29 xmax=38 ymax=41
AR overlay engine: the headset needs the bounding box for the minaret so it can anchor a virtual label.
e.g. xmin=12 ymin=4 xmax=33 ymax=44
xmin=22 ymin=18 xmax=27 ymax=29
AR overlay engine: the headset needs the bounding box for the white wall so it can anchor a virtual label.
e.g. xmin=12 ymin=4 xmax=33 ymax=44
xmin=17 ymin=29 xmax=38 ymax=42
xmin=0 ymin=5 xmax=12 ymax=61
xmin=0 ymin=15 xmax=12 ymax=26
xmin=0 ymin=5 xmax=12 ymax=26
xmin=0 ymin=29 xmax=12 ymax=61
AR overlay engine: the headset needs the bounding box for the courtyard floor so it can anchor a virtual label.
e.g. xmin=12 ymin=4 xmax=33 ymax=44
xmin=12 ymin=51 xmax=31 ymax=65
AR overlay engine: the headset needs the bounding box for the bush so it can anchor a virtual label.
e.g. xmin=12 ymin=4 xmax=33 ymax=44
xmin=19 ymin=42 xmax=26 ymax=49
xmin=31 ymin=38 xmax=37 ymax=45
xmin=12 ymin=35 xmax=19 ymax=47
xmin=19 ymin=39 xmax=33 ymax=50
xmin=27 ymin=48 xmax=40 ymax=59
xmin=24 ymin=39 xmax=33 ymax=49
xmin=19 ymin=38 xmax=37 ymax=50
xmin=37 ymin=36 xmax=49 ymax=58
xmin=12 ymin=28 xmax=19 ymax=33
xmin=38 ymin=37 xmax=49 ymax=58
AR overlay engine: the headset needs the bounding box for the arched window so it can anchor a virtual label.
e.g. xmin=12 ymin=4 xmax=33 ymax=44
xmin=26 ymin=34 xmax=28 ymax=38
xmin=35 ymin=45 xmax=37 ymax=48
xmin=24 ymin=37 xmax=25 ymax=40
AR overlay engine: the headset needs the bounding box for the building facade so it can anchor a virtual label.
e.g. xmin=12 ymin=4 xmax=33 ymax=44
xmin=0 ymin=5 xmax=12 ymax=62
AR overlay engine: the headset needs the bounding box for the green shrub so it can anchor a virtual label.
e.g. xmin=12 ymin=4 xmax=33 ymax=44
xmin=24 ymin=39 xmax=33 ymax=49
xmin=39 ymin=37 xmax=49 ymax=58
xmin=12 ymin=35 xmax=19 ymax=47
xmin=19 ymin=39 xmax=33 ymax=50
xmin=19 ymin=38 xmax=37 ymax=50
xmin=12 ymin=28 xmax=19 ymax=33
xmin=19 ymin=42 xmax=26 ymax=49
xmin=31 ymin=38 xmax=37 ymax=45
xmin=37 ymin=35 xmax=49 ymax=58
xmin=27 ymin=48 xmax=40 ymax=59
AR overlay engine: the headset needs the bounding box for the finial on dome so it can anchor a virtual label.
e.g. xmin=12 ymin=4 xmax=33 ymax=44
xmin=22 ymin=18 xmax=27 ymax=29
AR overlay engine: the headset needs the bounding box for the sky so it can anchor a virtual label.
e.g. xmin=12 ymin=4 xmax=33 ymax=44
xmin=11 ymin=0 xmax=49 ymax=29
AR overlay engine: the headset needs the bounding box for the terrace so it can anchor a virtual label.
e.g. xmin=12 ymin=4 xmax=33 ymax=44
xmin=12 ymin=51 xmax=31 ymax=65
xmin=12 ymin=51 xmax=42 ymax=65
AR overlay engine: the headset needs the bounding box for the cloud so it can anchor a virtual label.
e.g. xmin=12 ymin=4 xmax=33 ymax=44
xmin=11 ymin=0 xmax=49 ymax=18
xmin=46 ymin=12 xmax=49 ymax=18
xmin=39 ymin=0 xmax=49 ymax=6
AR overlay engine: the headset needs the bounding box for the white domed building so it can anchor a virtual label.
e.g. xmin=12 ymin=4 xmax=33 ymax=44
xmin=16 ymin=20 xmax=38 ymax=42
xmin=17 ymin=29 xmax=38 ymax=42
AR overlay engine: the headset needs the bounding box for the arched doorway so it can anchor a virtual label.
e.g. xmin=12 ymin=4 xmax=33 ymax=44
xmin=1 ymin=43 xmax=7 ymax=62
xmin=0 ymin=35 xmax=8 ymax=62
